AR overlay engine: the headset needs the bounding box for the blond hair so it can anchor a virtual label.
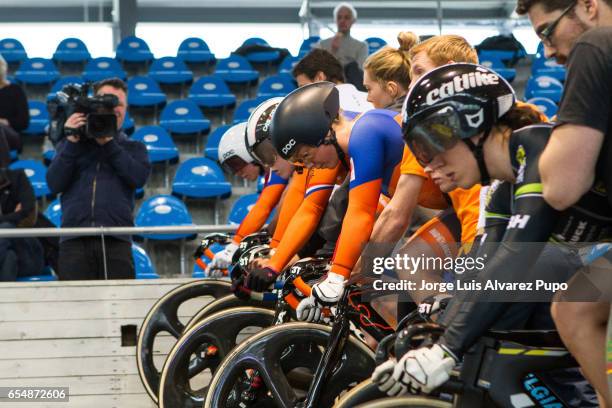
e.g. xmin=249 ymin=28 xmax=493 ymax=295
xmin=363 ymin=31 xmax=419 ymax=90
xmin=409 ymin=34 xmax=478 ymax=66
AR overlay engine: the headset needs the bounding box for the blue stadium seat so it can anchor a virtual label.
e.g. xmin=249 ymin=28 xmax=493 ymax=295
xmin=228 ymin=193 xmax=276 ymax=225
xmin=132 ymin=125 xmax=178 ymax=187
xmin=298 ymin=36 xmax=321 ymax=57
xmin=127 ymin=76 xmax=167 ymax=111
xmin=122 ymin=111 xmax=135 ymax=136
xmin=177 ymin=37 xmax=216 ymax=65
xmin=132 ymin=244 xmax=159 ymax=279
xmin=479 ymin=55 xmax=516 ymax=82
xmin=15 ymin=58 xmax=60 ymax=85
xmin=227 ymin=193 xmax=258 ymax=225
xmin=16 ymin=268 xmax=58 ymax=282
xmin=365 ymin=37 xmax=387 ymax=55
xmin=205 ymin=124 xmax=231 ymax=160
xmin=44 ymin=198 xmax=62 ymax=227
xmin=148 ymin=56 xmax=193 ymax=86
xmin=241 ymin=37 xmax=280 ymax=64
xmin=525 ymin=75 xmax=564 ymax=103
xmin=257 ymin=175 xmax=265 ymax=193
xmin=9 ymin=150 xmax=18 ymax=162
xmin=215 ymin=55 xmax=259 ymax=86
xmin=233 ymin=97 xmax=270 ymax=124
xmin=9 ymin=160 xmax=51 ymax=199
xmin=526 ymin=97 xmax=558 ymax=119
xmin=52 ymin=37 xmax=91 ymax=65
xmin=257 ymin=75 xmax=296 ymax=98
xmin=536 ymin=42 xmax=545 ymax=59
xmin=83 ymin=57 xmax=127 ymax=82
xmin=172 ymin=157 xmax=232 ymax=200
xmin=43 ymin=149 xmax=55 ymax=166
xmin=115 ymin=36 xmax=154 ymax=65
xmin=0 ymin=38 xmax=27 ymax=65
xmin=47 ymin=76 xmax=84 ymax=101
xmin=279 ymin=56 xmax=299 ymax=75
xmin=478 ymin=49 xmax=520 ymax=64
xmin=160 ymin=99 xmax=211 ymax=135
xmin=23 ymin=101 xmax=49 ymax=136
xmin=531 ymin=58 xmax=566 ymax=82
xmin=131 ymin=126 xmax=179 ymax=164
xmin=188 ymin=76 xmax=236 ymax=111
xmin=135 ymin=194 xmax=194 ymax=240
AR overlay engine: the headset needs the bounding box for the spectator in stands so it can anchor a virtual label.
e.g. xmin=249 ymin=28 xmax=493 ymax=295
xmin=47 ymin=78 xmax=150 ymax=280
xmin=0 ymin=54 xmax=29 ymax=166
xmin=317 ymin=2 xmax=368 ymax=76
xmin=0 ymin=164 xmax=45 ymax=281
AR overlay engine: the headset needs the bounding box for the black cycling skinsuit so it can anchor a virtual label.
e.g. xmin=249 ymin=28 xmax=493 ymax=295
xmin=438 ymin=124 xmax=612 ymax=359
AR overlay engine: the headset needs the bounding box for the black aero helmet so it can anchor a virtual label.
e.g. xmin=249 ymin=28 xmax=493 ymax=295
xmin=270 ymin=81 xmax=340 ymax=160
xmin=402 ymin=63 xmax=515 ymax=184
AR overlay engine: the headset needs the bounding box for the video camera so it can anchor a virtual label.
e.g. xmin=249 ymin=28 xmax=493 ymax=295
xmin=47 ymin=82 xmax=119 ymax=145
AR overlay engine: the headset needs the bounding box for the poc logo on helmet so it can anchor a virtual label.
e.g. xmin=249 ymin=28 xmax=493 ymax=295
xmin=222 ymin=150 xmax=235 ymax=160
xmin=281 ymin=139 xmax=297 ymax=155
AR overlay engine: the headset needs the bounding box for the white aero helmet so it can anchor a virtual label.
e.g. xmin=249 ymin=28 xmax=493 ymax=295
xmin=245 ymin=97 xmax=284 ymax=166
xmin=218 ymin=122 xmax=252 ymax=173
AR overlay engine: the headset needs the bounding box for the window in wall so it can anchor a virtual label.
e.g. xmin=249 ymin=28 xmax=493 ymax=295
xmin=0 ymin=23 xmax=113 ymax=58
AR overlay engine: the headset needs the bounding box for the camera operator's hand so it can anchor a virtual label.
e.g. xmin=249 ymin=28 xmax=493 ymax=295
xmin=64 ymin=113 xmax=86 ymax=143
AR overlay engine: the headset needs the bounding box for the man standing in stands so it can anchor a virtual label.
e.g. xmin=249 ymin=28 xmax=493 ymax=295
xmin=518 ymin=0 xmax=612 ymax=405
xmin=47 ymin=78 xmax=150 ymax=280
xmin=317 ymin=2 xmax=368 ymax=69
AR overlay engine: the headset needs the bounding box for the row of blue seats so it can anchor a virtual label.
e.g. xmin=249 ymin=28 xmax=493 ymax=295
xmin=1 ymin=35 xmax=391 ymax=69
xmin=44 ymin=190 xmax=268 ymax=236
xmin=17 ymin=243 xmax=159 ymax=282
xmin=19 ymin=94 xmax=277 ymax=145
xmin=9 ymin=155 xmax=232 ymax=202
xmin=39 ymin=72 xmax=296 ymax=108
xmin=9 ymin=54 xmax=300 ymax=90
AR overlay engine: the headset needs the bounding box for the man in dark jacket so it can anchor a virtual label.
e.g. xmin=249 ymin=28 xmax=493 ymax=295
xmin=0 ymin=167 xmax=45 ymax=281
xmin=47 ymin=78 xmax=151 ymax=280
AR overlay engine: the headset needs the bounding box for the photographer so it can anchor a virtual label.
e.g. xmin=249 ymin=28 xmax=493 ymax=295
xmin=47 ymin=78 xmax=151 ymax=280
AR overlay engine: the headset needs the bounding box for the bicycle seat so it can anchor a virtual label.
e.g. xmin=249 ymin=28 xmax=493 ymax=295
xmin=486 ymin=329 xmax=565 ymax=348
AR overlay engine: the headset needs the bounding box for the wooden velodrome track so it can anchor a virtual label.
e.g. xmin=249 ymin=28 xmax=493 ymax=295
xmin=0 ymin=278 xmax=216 ymax=408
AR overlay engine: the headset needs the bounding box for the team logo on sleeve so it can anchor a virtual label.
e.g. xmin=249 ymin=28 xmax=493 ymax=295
xmin=515 ymin=145 xmax=526 ymax=183
xmin=508 ymin=214 xmax=530 ymax=229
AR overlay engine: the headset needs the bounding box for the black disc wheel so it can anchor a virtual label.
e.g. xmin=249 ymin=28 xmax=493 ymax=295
xmin=204 ymin=322 xmax=376 ymax=408
xmin=159 ymin=306 xmax=276 ymax=408
xmin=353 ymin=396 xmax=452 ymax=408
xmin=137 ymin=279 xmax=231 ymax=403
xmin=184 ymin=294 xmax=273 ymax=332
xmin=333 ymin=379 xmax=387 ymax=408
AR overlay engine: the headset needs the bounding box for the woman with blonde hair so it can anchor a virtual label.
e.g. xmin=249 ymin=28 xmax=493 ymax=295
xmin=362 ymin=31 xmax=419 ymax=111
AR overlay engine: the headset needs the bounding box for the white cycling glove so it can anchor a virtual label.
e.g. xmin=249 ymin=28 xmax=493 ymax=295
xmin=392 ymin=344 xmax=456 ymax=395
xmin=208 ymin=242 xmax=239 ymax=272
xmin=296 ymin=272 xmax=345 ymax=322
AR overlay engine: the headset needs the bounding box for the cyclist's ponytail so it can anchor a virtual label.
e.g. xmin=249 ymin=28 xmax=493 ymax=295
xmin=498 ymin=101 xmax=548 ymax=132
